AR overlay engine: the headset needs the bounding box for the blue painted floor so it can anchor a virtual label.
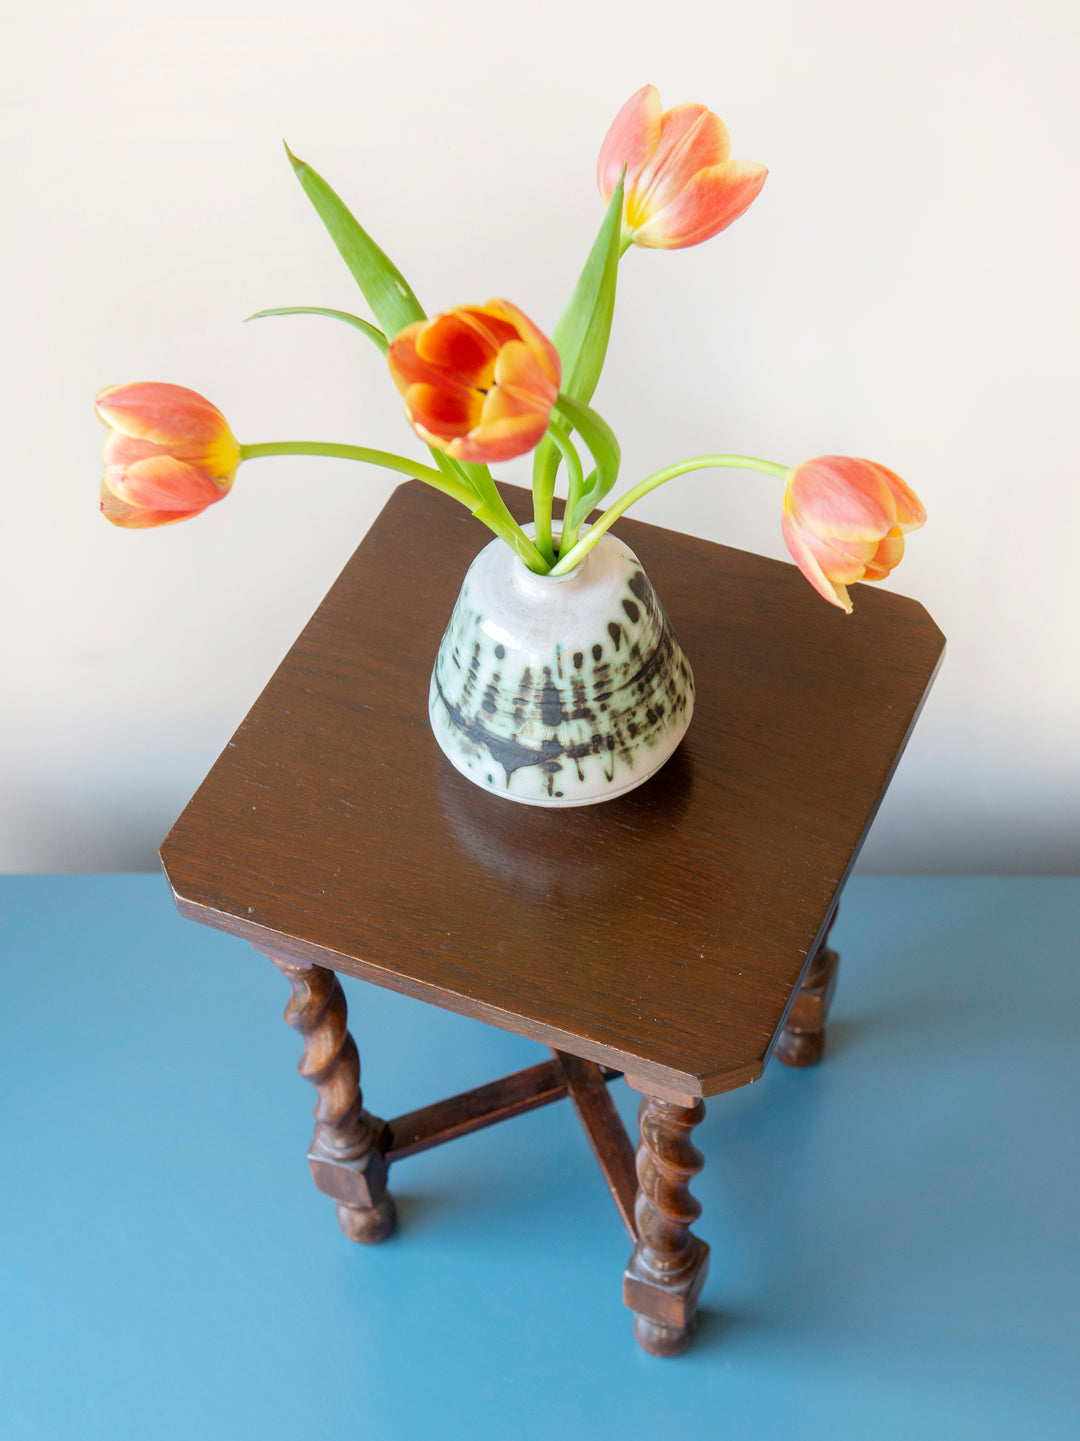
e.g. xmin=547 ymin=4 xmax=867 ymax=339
xmin=1 ymin=875 xmax=1077 ymax=1440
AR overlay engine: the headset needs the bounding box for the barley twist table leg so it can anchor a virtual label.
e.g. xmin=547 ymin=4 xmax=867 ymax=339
xmin=623 ymin=1092 xmax=710 ymax=1356
xmin=775 ymin=912 xmax=841 ymax=1067
xmin=261 ymin=948 xmax=396 ymax=1243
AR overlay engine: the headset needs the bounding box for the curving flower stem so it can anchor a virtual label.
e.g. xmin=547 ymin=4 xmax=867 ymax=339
xmin=544 ymin=426 xmax=585 ymax=551
xmin=238 ymin=441 xmax=548 ymax=570
xmin=548 ymin=454 xmax=790 ymax=576
xmin=549 ymin=394 xmax=622 ymax=556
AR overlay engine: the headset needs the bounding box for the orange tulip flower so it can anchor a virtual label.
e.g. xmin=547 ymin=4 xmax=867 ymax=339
xmin=96 ymin=386 xmax=240 ymax=533
xmin=596 ymin=83 xmax=767 ymax=250
xmin=598 ymin=84 xmax=768 ymax=251
xmin=781 ymin=456 xmax=927 ymax=612
xmin=96 ymin=383 xmax=241 ymax=528
xmin=387 ymin=300 xmax=561 ymax=464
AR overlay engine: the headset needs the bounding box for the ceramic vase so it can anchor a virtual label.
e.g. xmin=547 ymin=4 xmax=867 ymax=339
xmin=428 ymin=529 xmax=694 ymax=806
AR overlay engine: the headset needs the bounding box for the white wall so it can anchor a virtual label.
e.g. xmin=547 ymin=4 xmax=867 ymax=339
xmin=3 ymin=0 xmax=1077 ymax=872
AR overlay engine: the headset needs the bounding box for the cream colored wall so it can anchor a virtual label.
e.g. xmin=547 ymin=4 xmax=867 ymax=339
xmin=3 ymin=0 xmax=1077 ymax=871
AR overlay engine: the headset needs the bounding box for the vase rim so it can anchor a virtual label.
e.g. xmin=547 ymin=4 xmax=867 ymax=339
xmin=515 ymin=521 xmax=594 ymax=586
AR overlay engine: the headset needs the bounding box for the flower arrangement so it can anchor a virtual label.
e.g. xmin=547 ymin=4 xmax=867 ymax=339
xmin=96 ymin=84 xmax=925 ymax=614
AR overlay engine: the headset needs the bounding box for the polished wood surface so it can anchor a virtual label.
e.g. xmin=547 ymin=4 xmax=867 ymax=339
xmin=161 ymin=481 xmax=944 ymax=1097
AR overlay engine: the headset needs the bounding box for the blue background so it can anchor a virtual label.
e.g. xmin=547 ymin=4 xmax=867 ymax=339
xmin=1 ymin=876 xmax=1076 ymax=1439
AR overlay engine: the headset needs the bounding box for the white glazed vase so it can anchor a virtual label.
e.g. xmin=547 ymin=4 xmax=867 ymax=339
xmin=428 ymin=529 xmax=695 ymax=807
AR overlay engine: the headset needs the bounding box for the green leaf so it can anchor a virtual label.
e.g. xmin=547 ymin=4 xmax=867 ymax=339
xmin=531 ymin=178 xmax=624 ymax=553
xmin=245 ymin=306 xmax=388 ymax=354
xmin=284 ymin=143 xmax=426 ymax=339
xmin=551 ymin=175 xmax=624 ymax=405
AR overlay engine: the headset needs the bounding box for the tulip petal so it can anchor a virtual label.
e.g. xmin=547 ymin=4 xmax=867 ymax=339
xmin=781 ymin=510 xmax=853 ymax=612
xmin=630 ymin=104 xmax=730 ymax=223
xmin=482 ymin=300 xmax=562 ymax=388
xmin=404 ymin=382 xmax=483 ymax=439
xmin=95 ymin=382 xmax=232 ymax=447
xmin=861 ymin=527 xmax=906 ymax=581
xmin=787 ymin=456 xmax=901 ymax=541
xmin=102 ymin=432 xmax=167 ymax=469
xmin=415 ymin=311 xmax=498 ymax=386
xmin=491 ymin=340 xmax=559 ymax=409
xmin=101 ymin=428 xmax=240 ymax=483
xmin=387 ymin=325 xmax=436 ymax=390
xmin=632 ymin=159 xmax=768 ymax=249
xmin=108 ymin=454 xmax=228 ymax=513
xmin=872 ymin=462 xmax=927 ymax=532
xmin=99 ymin=478 xmax=207 ymax=529
xmin=789 ymin=509 xmax=881 ymax=583
xmin=388 ymin=327 xmax=479 ymax=403
xmin=451 ymin=413 xmax=550 ymax=465
xmin=459 ymin=305 xmax=523 ymax=350
xmin=597 ymin=84 xmax=662 ymax=201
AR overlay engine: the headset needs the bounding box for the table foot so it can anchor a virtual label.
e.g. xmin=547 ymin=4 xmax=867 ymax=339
xmin=623 ymin=1092 xmax=710 ymax=1357
xmin=259 ymin=948 xmax=396 ymax=1244
xmin=775 ymin=923 xmax=841 ymax=1068
xmin=335 ymin=1196 xmax=396 ymax=1244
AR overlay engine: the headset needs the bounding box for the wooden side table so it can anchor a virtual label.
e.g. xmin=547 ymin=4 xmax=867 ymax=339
xmin=161 ymin=482 xmax=944 ymax=1356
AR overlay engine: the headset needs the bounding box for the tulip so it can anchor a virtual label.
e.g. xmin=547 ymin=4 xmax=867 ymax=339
xmin=387 ymin=300 xmax=561 ymax=464
xmin=597 ymin=84 xmax=768 ymax=251
xmin=781 ymin=456 xmax=927 ymax=613
xmin=96 ymin=382 xmax=241 ymax=528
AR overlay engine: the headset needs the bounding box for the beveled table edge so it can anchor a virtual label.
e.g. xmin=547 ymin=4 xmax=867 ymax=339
xmin=163 ymin=877 xmax=766 ymax=1099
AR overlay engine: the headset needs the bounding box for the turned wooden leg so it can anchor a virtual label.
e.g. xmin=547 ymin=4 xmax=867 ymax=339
xmin=259 ymin=948 xmax=396 ymax=1243
xmin=775 ymin=917 xmax=841 ymax=1068
xmin=622 ymin=1083 xmax=710 ymax=1357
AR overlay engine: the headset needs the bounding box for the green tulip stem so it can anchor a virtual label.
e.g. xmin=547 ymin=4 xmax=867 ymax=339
xmin=543 ymin=425 xmax=585 ymax=551
xmin=548 ymin=453 xmax=791 ymax=576
xmin=238 ymin=441 xmax=548 ymax=569
xmin=548 ymin=394 xmax=622 ymax=555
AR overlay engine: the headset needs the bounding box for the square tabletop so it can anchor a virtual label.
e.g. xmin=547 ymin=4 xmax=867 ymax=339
xmin=161 ymin=482 xmax=944 ymax=1098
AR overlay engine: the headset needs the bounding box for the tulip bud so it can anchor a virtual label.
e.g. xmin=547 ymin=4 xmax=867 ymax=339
xmin=781 ymin=455 xmax=927 ymax=612
xmin=96 ymin=382 xmax=241 ymax=528
xmin=598 ymin=85 xmax=767 ymax=251
xmin=388 ymin=300 xmax=561 ymax=464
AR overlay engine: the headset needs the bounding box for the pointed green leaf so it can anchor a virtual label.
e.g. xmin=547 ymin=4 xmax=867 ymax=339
xmin=245 ymin=306 xmax=388 ymax=354
xmin=285 ymin=143 xmax=425 ymax=339
xmin=531 ymin=179 xmax=624 ymax=552
xmin=551 ymin=176 xmax=624 ymax=405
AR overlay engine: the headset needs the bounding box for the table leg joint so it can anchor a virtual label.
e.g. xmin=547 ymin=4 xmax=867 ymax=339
xmin=552 ymin=1050 xmax=638 ymax=1240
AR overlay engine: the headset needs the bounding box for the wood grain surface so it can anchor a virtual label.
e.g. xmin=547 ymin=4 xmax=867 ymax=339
xmin=161 ymin=482 xmax=944 ymax=1097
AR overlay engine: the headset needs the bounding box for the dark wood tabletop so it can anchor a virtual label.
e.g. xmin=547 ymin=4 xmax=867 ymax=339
xmin=161 ymin=481 xmax=944 ymax=1098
